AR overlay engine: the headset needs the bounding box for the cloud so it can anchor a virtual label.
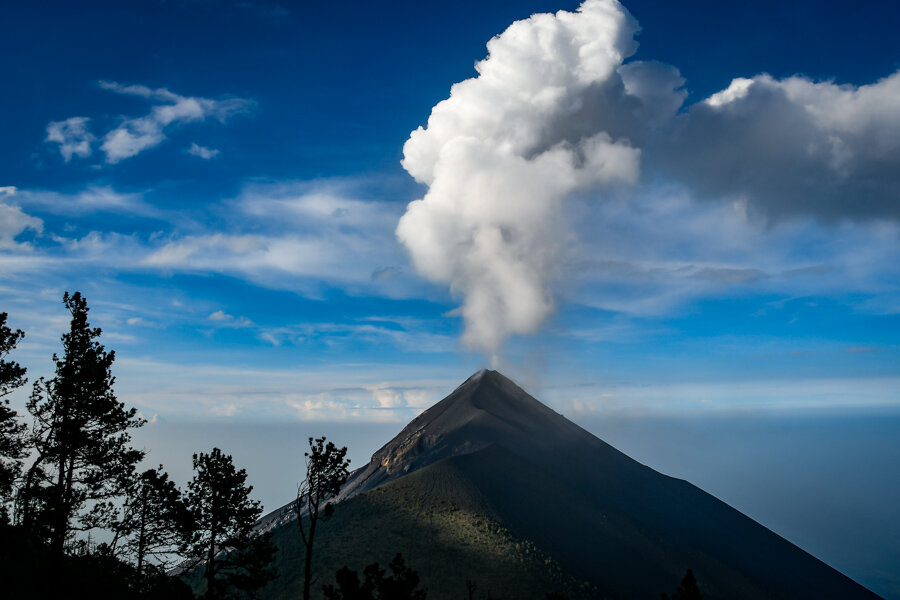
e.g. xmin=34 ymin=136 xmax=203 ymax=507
xmin=256 ymin=320 xmax=454 ymax=353
xmin=45 ymin=117 xmax=96 ymax=161
xmin=659 ymin=71 xmax=900 ymax=222
xmin=368 ymin=384 xmax=411 ymax=409
xmin=188 ymin=142 xmax=220 ymax=159
xmin=397 ymin=0 xmax=655 ymax=357
xmin=12 ymin=185 xmax=153 ymax=216
xmin=0 ymin=180 xmax=427 ymax=324
xmin=208 ymin=310 xmax=253 ymax=328
xmin=107 ymin=356 xmax=455 ymax=423
xmin=282 ymin=384 xmax=436 ymax=423
xmin=141 ymin=231 xmax=400 ymax=295
xmin=237 ymin=183 xmax=400 ymax=232
xmin=565 ymin=185 xmax=900 ymax=317
xmin=846 ymin=346 xmax=881 ymax=354
xmin=210 ymin=403 xmax=239 ymax=417
xmin=0 ymin=187 xmax=43 ymax=250
xmin=96 ymin=81 xmax=254 ymax=163
xmin=394 ymin=0 xmax=900 ymax=357
xmin=140 ymin=181 xmax=417 ymax=296
xmin=552 ymin=376 xmax=900 ymax=415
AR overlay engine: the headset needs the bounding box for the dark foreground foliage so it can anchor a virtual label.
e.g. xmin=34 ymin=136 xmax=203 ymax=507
xmin=0 ymin=521 xmax=193 ymax=600
xmin=1 ymin=295 xmax=278 ymax=599
xmin=662 ymin=568 xmax=703 ymax=600
xmin=298 ymin=436 xmax=350 ymax=600
xmin=323 ymin=553 xmax=426 ymax=600
xmin=184 ymin=447 xmax=278 ymax=599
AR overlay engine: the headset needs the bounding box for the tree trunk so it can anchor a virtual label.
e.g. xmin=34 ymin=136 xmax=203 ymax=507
xmin=50 ymin=451 xmax=70 ymax=557
xmin=303 ymin=509 xmax=317 ymax=600
xmin=51 ymin=397 xmax=74 ymax=558
xmin=137 ymin=493 xmax=147 ymax=580
xmin=206 ymin=505 xmax=219 ymax=600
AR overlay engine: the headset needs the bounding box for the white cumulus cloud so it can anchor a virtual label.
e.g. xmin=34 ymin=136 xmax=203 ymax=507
xmin=660 ymin=71 xmax=900 ymax=221
xmin=397 ymin=0 xmax=650 ymax=357
xmin=395 ymin=0 xmax=900 ymax=358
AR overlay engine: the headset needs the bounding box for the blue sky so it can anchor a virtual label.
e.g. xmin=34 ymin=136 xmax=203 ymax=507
xmin=3 ymin=0 xmax=900 ymax=595
xmin=3 ymin=0 xmax=899 ymax=420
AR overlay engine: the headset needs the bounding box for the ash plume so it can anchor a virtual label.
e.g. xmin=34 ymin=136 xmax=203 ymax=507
xmin=397 ymin=0 xmax=900 ymax=361
xmin=397 ymin=0 xmax=651 ymax=358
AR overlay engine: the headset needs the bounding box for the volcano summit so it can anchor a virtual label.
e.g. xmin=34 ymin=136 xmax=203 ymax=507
xmin=259 ymin=370 xmax=880 ymax=600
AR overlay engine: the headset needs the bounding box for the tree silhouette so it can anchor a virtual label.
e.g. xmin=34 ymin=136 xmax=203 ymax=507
xmin=18 ymin=292 xmax=145 ymax=557
xmin=0 ymin=312 xmax=27 ymax=521
xmin=323 ymin=553 xmax=427 ymax=600
xmin=297 ymin=436 xmax=350 ymax=600
xmin=661 ymin=568 xmax=702 ymax=600
xmin=110 ymin=465 xmax=193 ymax=581
xmin=185 ymin=447 xmax=277 ymax=599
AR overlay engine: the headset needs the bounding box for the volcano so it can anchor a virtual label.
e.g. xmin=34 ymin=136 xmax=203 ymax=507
xmin=259 ymin=370 xmax=880 ymax=600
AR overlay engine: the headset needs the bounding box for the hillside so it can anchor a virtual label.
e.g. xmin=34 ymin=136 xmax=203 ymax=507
xmin=263 ymin=446 xmax=594 ymax=600
xmin=260 ymin=370 xmax=881 ymax=600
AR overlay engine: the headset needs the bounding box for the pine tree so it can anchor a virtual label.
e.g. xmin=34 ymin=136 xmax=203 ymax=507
xmin=661 ymin=568 xmax=703 ymax=600
xmin=297 ymin=436 xmax=350 ymax=600
xmin=18 ymin=292 xmax=145 ymax=555
xmin=0 ymin=312 xmax=27 ymax=521
xmin=185 ymin=447 xmax=277 ymax=599
xmin=110 ymin=466 xmax=193 ymax=581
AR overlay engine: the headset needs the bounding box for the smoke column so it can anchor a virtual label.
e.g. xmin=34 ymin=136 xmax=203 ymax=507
xmin=397 ymin=0 xmax=648 ymax=359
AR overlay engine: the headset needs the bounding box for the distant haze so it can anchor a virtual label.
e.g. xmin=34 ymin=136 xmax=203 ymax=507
xmin=134 ymin=409 xmax=900 ymax=599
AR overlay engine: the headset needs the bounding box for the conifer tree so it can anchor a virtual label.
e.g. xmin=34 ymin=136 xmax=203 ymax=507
xmin=185 ymin=447 xmax=277 ymax=599
xmin=18 ymin=292 xmax=145 ymax=555
xmin=297 ymin=436 xmax=350 ymax=600
xmin=110 ymin=465 xmax=193 ymax=580
xmin=0 ymin=312 xmax=27 ymax=521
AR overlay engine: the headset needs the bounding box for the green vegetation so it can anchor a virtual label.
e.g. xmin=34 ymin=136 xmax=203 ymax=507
xmin=263 ymin=454 xmax=596 ymax=600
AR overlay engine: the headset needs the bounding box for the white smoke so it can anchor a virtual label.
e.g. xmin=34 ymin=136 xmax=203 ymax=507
xmin=396 ymin=0 xmax=900 ymax=360
xmin=396 ymin=0 xmax=648 ymax=358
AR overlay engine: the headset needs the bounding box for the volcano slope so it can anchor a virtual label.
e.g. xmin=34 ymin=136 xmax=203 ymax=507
xmin=260 ymin=369 xmax=881 ymax=600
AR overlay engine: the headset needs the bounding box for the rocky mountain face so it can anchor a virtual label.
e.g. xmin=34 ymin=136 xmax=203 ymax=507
xmin=260 ymin=370 xmax=881 ymax=600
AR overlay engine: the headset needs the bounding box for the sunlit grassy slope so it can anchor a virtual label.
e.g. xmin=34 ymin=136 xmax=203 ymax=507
xmin=262 ymin=445 xmax=596 ymax=600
